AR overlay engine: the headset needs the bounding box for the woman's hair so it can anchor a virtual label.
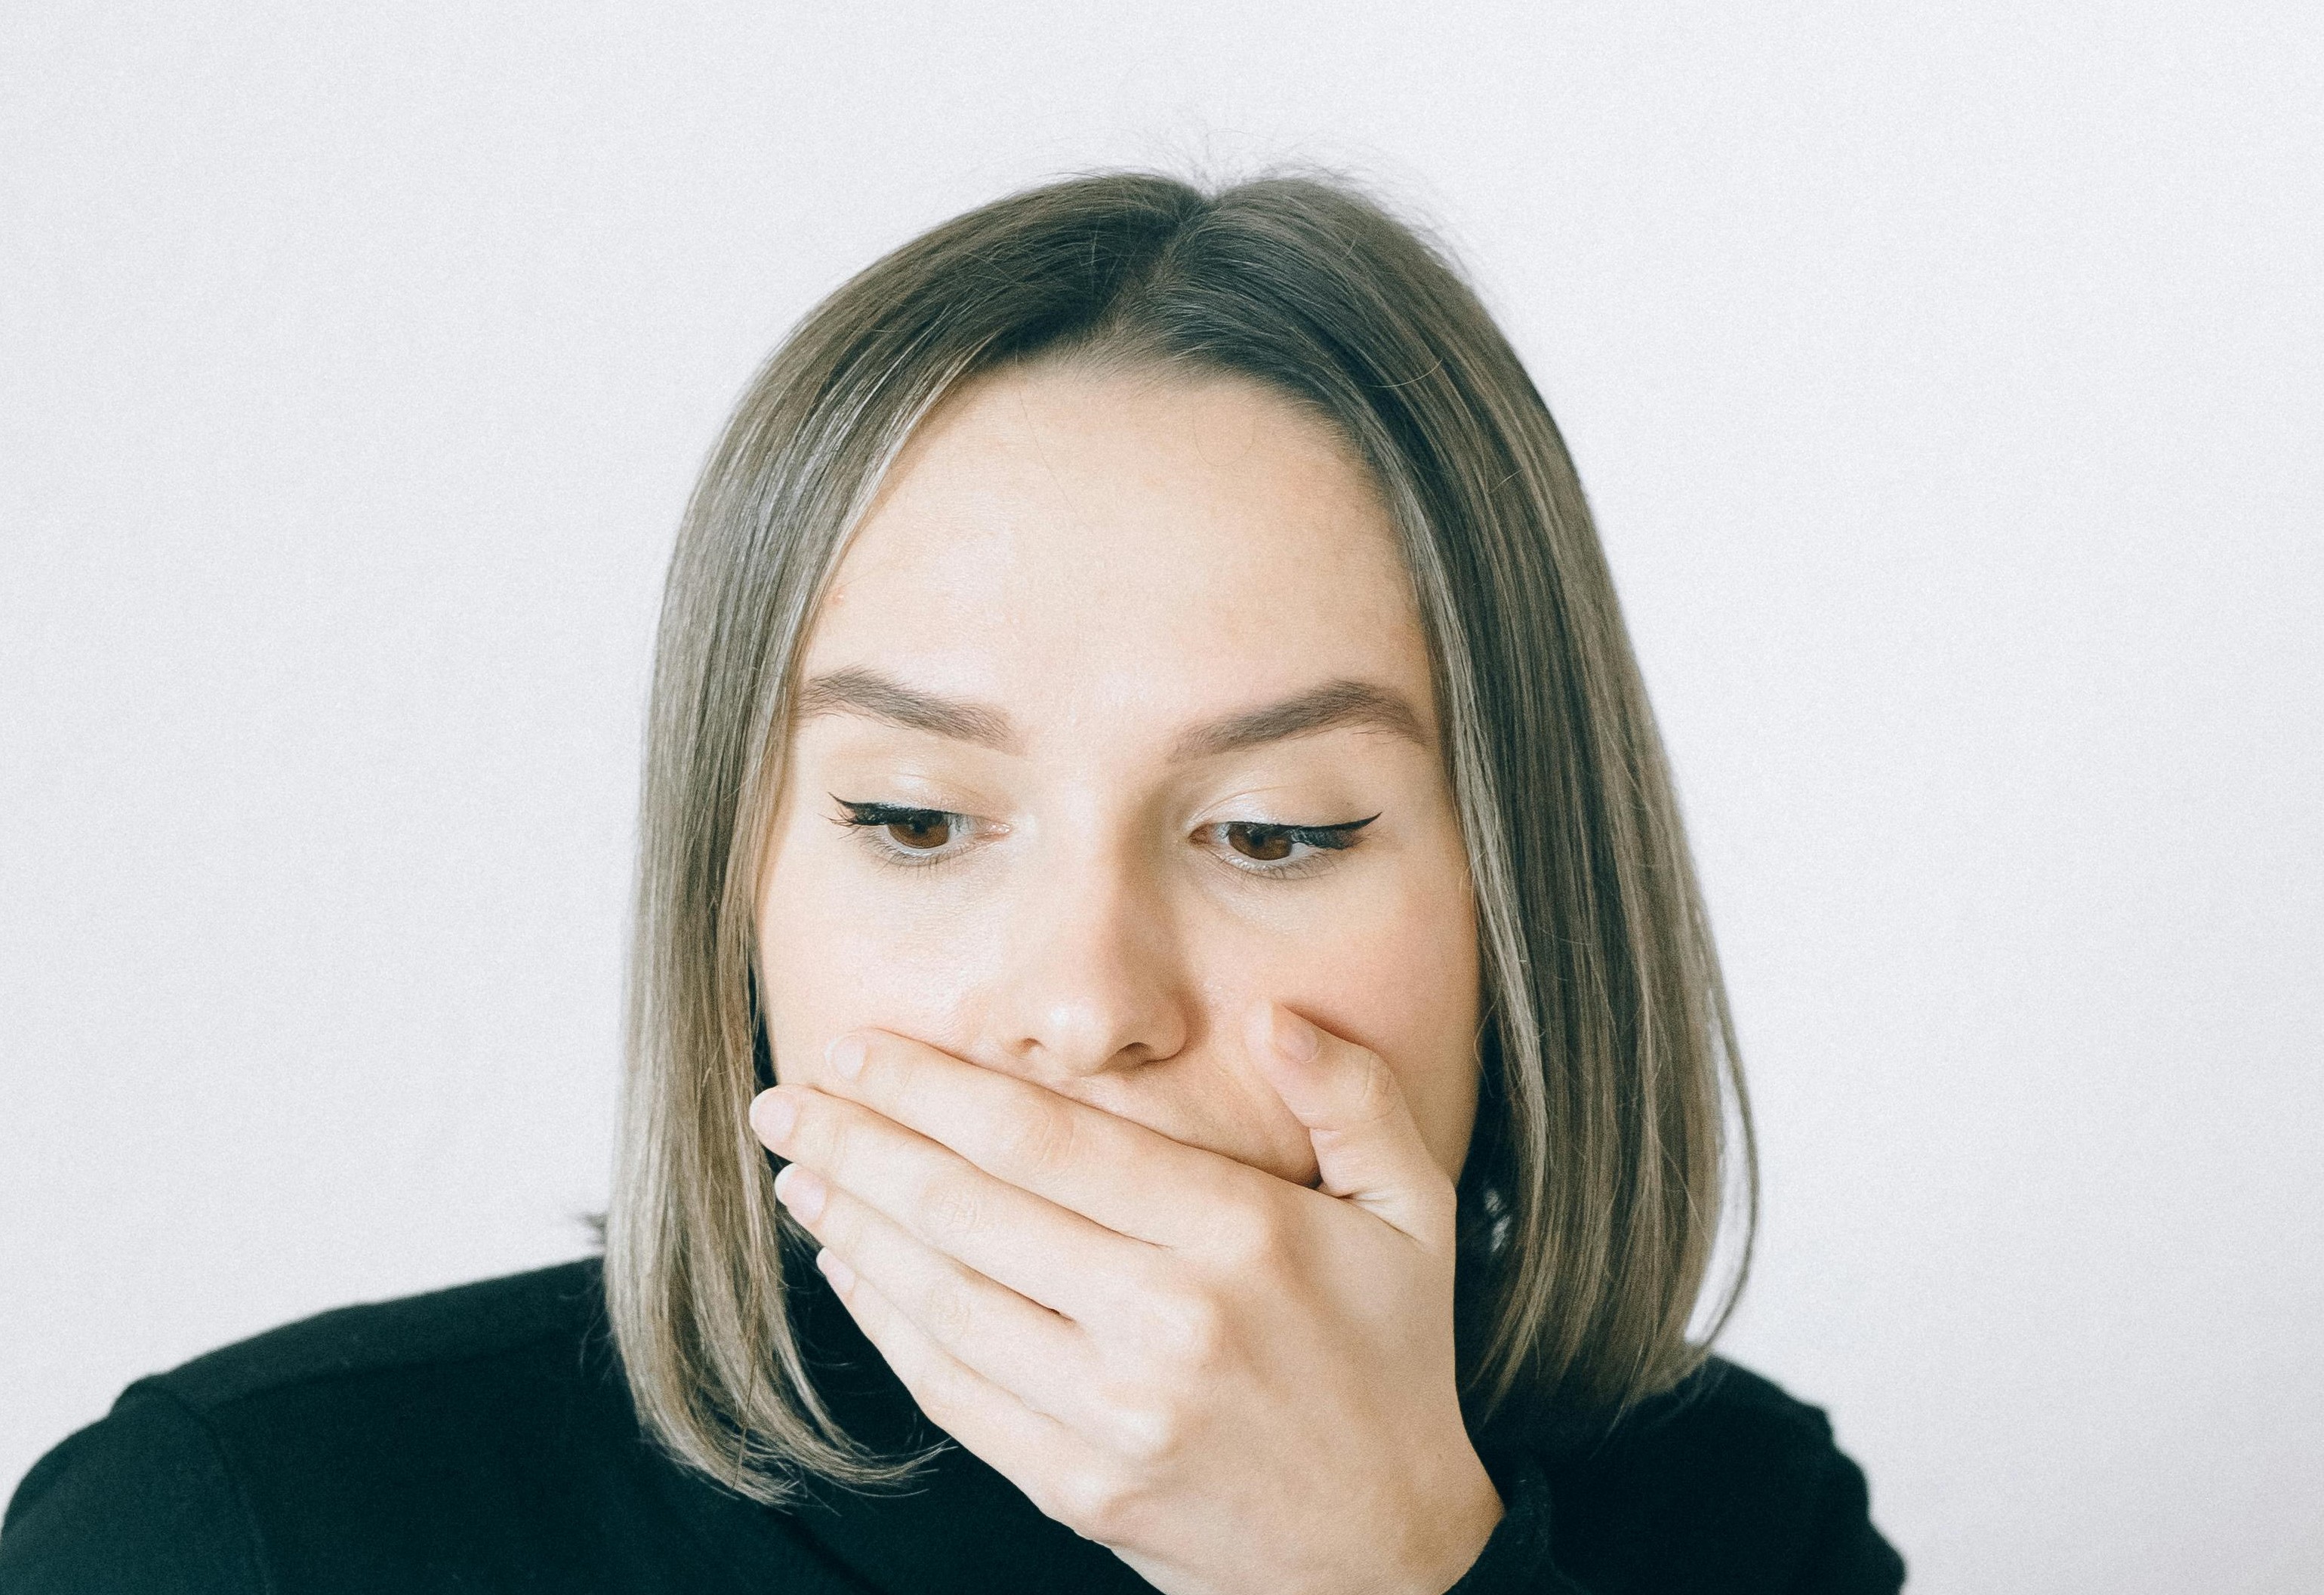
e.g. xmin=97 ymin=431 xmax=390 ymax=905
xmin=606 ymin=168 xmax=1755 ymax=1503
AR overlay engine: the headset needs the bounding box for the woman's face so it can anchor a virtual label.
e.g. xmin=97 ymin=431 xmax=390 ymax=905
xmin=755 ymin=362 xmax=1482 ymax=1185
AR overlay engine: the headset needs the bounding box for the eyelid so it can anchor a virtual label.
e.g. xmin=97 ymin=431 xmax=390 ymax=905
xmin=1209 ymin=814 xmax=1379 ymax=844
xmin=828 ymin=796 xmax=1378 ymax=879
xmin=1270 ymin=815 xmax=1376 ymax=842
xmin=830 ymin=796 xmax=990 ymax=870
xmin=1197 ymin=813 xmax=1379 ymax=878
xmin=834 ymin=798 xmax=959 ymax=824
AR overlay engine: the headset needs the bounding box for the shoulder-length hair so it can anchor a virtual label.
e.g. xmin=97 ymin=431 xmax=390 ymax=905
xmin=606 ymin=168 xmax=1755 ymax=1503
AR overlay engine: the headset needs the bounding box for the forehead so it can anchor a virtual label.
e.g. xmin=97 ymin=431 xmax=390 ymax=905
xmin=804 ymin=363 xmax=1432 ymax=726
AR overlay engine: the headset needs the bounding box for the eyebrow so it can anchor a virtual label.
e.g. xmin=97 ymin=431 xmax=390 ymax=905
xmin=793 ymin=668 xmax=1428 ymax=760
xmin=1167 ymin=677 xmax=1427 ymax=760
xmin=794 ymin=667 xmax=1019 ymax=750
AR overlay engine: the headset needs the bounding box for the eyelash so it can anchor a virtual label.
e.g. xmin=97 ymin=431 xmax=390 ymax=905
xmin=830 ymin=799 xmax=1376 ymax=879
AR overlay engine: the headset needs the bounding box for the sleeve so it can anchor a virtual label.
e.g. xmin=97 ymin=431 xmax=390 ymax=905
xmin=1444 ymin=1430 xmax=1906 ymax=1595
xmin=0 ymin=1385 xmax=267 ymax=1595
xmin=1789 ymin=1445 xmax=1906 ymax=1595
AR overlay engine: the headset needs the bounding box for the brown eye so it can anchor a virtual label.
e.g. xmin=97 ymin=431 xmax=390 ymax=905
xmin=885 ymin=813 xmax=952 ymax=850
xmin=833 ymin=799 xmax=982 ymax=867
xmin=1223 ymin=822 xmax=1293 ymax=861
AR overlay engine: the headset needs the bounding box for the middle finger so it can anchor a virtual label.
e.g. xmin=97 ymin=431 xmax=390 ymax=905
xmin=773 ymin=1161 xmax=1097 ymax=1424
xmin=752 ymin=1084 xmax=1148 ymax=1324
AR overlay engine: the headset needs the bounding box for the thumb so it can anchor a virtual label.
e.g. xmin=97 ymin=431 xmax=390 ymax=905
xmin=1247 ymin=1002 xmax=1454 ymax=1246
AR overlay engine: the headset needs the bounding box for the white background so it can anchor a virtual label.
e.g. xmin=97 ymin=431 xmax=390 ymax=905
xmin=4 ymin=5 xmax=2319 ymax=1590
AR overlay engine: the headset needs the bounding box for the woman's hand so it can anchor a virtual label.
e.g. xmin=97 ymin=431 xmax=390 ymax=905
xmin=747 ymin=1005 xmax=1503 ymax=1595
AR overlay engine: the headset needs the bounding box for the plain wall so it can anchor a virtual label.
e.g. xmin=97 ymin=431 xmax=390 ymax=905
xmin=3 ymin=5 xmax=2319 ymax=1590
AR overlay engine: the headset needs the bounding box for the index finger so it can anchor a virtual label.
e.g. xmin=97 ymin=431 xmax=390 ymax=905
xmin=822 ymin=1030 xmax=1256 ymax=1248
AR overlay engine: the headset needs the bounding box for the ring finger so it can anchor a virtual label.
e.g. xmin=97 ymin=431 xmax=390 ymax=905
xmin=775 ymin=1162 xmax=1098 ymax=1425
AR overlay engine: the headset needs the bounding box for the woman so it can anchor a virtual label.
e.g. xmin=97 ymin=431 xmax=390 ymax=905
xmin=2 ymin=171 xmax=1904 ymax=1593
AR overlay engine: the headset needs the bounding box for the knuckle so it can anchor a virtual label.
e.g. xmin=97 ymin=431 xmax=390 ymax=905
xmin=1102 ymin=1396 xmax=1184 ymax=1467
xmin=799 ymin=1096 xmax=851 ymax=1165
xmin=917 ymin=1169 xmax=991 ymax=1242
xmin=802 ymin=1181 xmax=855 ymax=1245
xmin=922 ymin=1275 xmax=975 ymax=1344
xmin=997 ymin=1101 xmax=1080 ymax=1178
xmin=1352 ymin=1052 xmax=1399 ymax=1117
xmin=867 ymin=1048 xmax=926 ymax=1117
xmin=1048 ymin=1468 xmax=1139 ymax=1544
xmin=1148 ymin=1291 xmax=1231 ymax=1370
xmin=1213 ymin=1198 xmax=1293 ymax=1272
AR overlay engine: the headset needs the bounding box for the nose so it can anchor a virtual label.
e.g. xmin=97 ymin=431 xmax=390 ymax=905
xmin=978 ymin=839 xmax=1190 ymax=1082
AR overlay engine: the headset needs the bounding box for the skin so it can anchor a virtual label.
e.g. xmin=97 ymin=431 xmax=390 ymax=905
xmin=747 ymin=362 xmax=1500 ymax=1595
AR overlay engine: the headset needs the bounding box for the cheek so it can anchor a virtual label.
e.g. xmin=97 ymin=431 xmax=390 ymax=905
xmin=754 ymin=832 xmax=996 ymax=1088
xmin=754 ymin=796 xmax=1483 ymax=1180
xmin=1210 ymin=862 xmax=1483 ymax=1177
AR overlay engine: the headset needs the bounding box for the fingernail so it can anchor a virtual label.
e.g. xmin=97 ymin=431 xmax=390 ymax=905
xmin=752 ymin=1088 xmax=799 ymax=1144
xmin=827 ymin=1033 xmax=868 ymax=1081
xmin=774 ymin=1164 xmax=825 ymax=1222
xmin=816 ymin=1247 xmax=855 ymax=1294
xmin=1271 ymin=1007 xmax=1321 ymax=1064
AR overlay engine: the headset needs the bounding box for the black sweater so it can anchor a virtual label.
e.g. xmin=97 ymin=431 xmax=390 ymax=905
xmin=0 ymin=1258 xmax=1904 ymax=1593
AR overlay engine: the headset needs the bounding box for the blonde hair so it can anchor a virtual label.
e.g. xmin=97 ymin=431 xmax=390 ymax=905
xmin=606 ymin=169 xmax=1755 ymax=1502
